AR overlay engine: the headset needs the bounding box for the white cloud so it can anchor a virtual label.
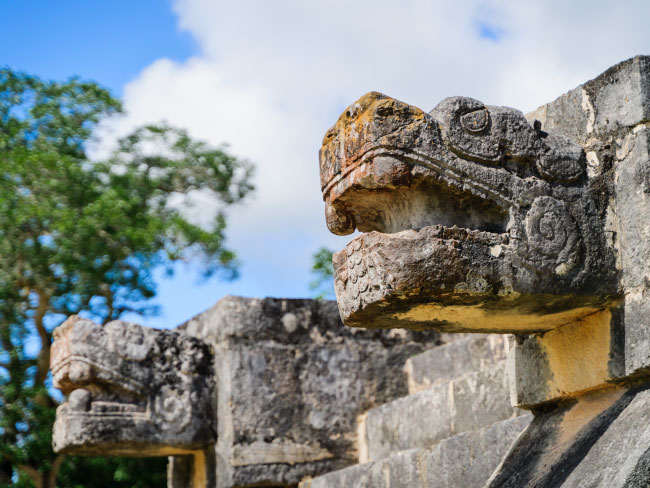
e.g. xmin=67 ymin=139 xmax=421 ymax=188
xmin=98 ymin=0 xmax=650 ymax=315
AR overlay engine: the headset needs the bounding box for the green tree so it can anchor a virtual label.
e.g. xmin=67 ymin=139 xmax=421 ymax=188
xmin=309 ymin=247 xmax=334 ymax=299
xmin=0 ymin=68 xmax=253 ymax=487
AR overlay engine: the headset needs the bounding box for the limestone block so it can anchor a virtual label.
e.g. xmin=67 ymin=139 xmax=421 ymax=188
xmin=508 ymin=309 xmax=624 ymax=407
xmin=180 ymin=296 xmax=439 ymax=488
xmin=405 ymin=334 xmax=508 ymax=394
xmin=362 ymin=361 xmax=523 ymax=462
xmin=560 ymin=386 xmax=650 ymax=487
xmin=487 ymin=386 xmax=650 ymax=488
xmin=51 ymin=316 xmax=215 ymax=457
xmin=422 ymin=415 xmax=531 ymax=488
xmin=527 ymin=56 xmax=650 ymax=145
xmin=301 ymin=415 xmax=531 ymax=488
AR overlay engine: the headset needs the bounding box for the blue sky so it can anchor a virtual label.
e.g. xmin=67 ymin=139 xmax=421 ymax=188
xmin=0 ymin=1 xmax=193 ymax=94
xmin=2 ymin=0 xmax=650 ymax=329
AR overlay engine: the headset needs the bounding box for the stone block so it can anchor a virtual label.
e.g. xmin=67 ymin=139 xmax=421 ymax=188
xmin=405 ymin=334 xmax=508 ymax=394
xmin=422 ymin=414 xmax=531 ymax=488
xmin=508 ymin=309 xmax=623 ymax=407
xmin=301 ymin=415 xmax=531 ymax=488
xmin=362 ymin=361 xmax=523 ymax=462
xmin=527 ymin=56 xmax=650 ymax=145
xmin=487 ymin=386 xmax=650 ymax=488
xmin=180 ymin=296 xmax=439 ymax=487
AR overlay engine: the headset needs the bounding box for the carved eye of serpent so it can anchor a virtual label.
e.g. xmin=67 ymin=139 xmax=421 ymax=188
xmin=460 ymin=108 xmax=489 ymax=133
xmin=523 ymin=196 xmax=580 ymax=275
xmin=434 ymin=96 xmax=501 ymax=162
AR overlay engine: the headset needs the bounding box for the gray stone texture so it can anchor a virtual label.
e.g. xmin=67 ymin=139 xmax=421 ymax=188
xmin=362 ymin=360 xmax=524 ymax=462
xmin=301 ymin=415 xmax=531 ymax=488
xmin=487 ymin=386 xmax=650 ymax=488
xmin=320 ymin=89 xmax=619 ymax=334
xmin=405 ymin=334 xmax=508 ymax=394
xmin=180 ymin=296 xmax=440 ymax=487
xmin=524 ymin=56 xmax=650 ymax=381
xmin=51 ymin=316 xmax=215 ymax=456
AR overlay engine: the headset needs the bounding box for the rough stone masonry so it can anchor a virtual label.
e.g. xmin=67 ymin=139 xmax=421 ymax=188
xmin=51 ymin=56 xmax=650 ymax=487
xmin=320 ymin=55 xmax=650 ymax=486
xmin=51 ymin=297 xmax=439 ymax=487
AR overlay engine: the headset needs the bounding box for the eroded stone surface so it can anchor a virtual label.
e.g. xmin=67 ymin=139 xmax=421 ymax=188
xmin=180 ymin=296 xmax=439 ymax=487
xmin=487 ymin=386 xmax=650 ymax=488
xmin=51 ymin=316 xmax=215 ymax=456
xmin=321 ymin=88 xmax=619 ymax=333
xmin=301 ymin=415 xmax=531 ymax=488
xmin=405 ymin=334 xmax=508 ymax=394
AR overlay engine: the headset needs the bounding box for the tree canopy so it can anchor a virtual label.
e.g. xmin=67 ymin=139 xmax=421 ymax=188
xmin=309 ymin=247 xmax=334 ymax=299
xmin=0 ymin=68 xmax=253 ymax=487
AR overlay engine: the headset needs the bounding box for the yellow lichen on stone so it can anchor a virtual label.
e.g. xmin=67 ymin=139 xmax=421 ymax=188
xmin=538 ymin=309 xmax=613 ymax=399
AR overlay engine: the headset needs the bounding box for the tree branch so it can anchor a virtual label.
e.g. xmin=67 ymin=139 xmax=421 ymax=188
xmin=46 ymin=454 xmax=64 ymax=488
xmin=33 ymin=289 xmax=52 ymax=388
xmin=1 ymin=452 xmax=43 ymax=488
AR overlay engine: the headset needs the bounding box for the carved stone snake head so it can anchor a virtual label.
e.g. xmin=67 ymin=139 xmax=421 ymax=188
xmin=320 ymin=92 xmax=619 ymax=333
xmin=51 ymin=316 xmax=214 ymax=456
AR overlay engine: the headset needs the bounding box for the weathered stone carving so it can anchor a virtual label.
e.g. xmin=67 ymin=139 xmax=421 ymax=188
xmin=320 ymin=91 xmax=617 ymax=333
xmin=49 ymin=56 xmax=650 ymax=488
xmin=318 ymin=55 xmax=650 ymax=487
xmin=51 ymin=315 xmax=215 ymax=456
xmin=51 ymin=297 xmax=440 ymax=487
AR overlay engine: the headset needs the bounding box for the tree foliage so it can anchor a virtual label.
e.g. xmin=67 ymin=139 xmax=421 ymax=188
xmin=0 ymin=68 xmax=253 ymax=487
xmin=309 ymin=247 xmax=334 ymax=299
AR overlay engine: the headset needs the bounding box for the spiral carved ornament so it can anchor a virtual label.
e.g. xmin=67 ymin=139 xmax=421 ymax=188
xmin=522 ymin=196 xmax=581 ymax=275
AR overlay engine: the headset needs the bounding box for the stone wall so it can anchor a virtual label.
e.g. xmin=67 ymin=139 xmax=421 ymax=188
xmin=50 ymin=56 xmax=650 ymax=487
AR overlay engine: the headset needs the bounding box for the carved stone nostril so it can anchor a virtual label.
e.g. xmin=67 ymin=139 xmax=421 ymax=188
xmin=68 ymin=389 xmax=91 ymax=412
xmin=323 ymin=127 xmax=337 ymax=145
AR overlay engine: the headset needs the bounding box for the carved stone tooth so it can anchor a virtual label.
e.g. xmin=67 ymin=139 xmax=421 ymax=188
xmin=325 ymin=203 xmax=355 ymax=236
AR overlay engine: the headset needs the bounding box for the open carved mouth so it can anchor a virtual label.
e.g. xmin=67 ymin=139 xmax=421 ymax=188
xmin=324 ymin=152 xmax=511 ymax=236
xmin=320 ymin=93 xmax=616 ymax=333
xmin=51 ymin=356 xmax=149 ymax=418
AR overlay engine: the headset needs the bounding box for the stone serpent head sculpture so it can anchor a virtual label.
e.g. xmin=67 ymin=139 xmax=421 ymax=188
xmin=320 ymin=92 xmax=619 ymax=333
xmin=51 ymin=316 xmax=215 ymax=456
